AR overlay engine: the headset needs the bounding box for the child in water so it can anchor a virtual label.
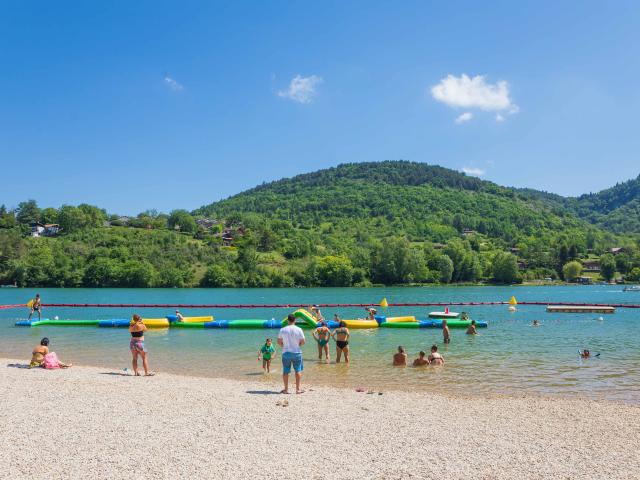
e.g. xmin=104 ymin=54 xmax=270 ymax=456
xmin=258 ymin=338 xmax=276 ymax=372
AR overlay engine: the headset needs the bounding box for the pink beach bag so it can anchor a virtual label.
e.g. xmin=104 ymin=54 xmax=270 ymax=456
xmin=43 ymin=352 xmax=61 ymax=369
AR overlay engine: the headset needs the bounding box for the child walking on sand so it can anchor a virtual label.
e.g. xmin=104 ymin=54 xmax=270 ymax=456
xmin=258 ymin=338 xmax=276 ymax=372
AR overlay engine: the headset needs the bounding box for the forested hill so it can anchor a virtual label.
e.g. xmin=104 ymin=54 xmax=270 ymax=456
xmin=195 ymin=161 xmax=587 ymax=242
xmin=1 ymin=161 xmax=639 ymax=288
xmin=516 ymin=174 xmax=640 ymax=234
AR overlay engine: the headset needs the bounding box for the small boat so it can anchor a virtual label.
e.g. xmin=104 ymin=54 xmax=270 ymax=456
xmin=428 ymin=311 xmax=460 ymax=319
xmin=623 ymin=285 xmax=640 ymax=292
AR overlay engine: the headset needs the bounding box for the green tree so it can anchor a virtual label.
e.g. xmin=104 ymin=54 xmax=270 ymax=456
xmin=58 ymin=206 xmax=89 ymax=232
xmin=428 ymin=254 xmax=454 ymax=283
xmin=40 ymin=208 xmax=59 ymax=224
xmin=491 ymin=252 xmax=519 ymax=284
xmin=626 ymin=267 xmax=640 ymax=282
xmin=201 ymin=264 xmax=235 ymax=287
xmin=562 ymin=261 xmax=583 ymax=282
xmin=316 ymin=255 xmax=354 ymax=286
xmin=600 ymin=254 xmax=617 ymax=282
xmin=168 ymin=210 xmax=197 ymax=233
xmin=16 ymin=200 xmax=40 ymax=224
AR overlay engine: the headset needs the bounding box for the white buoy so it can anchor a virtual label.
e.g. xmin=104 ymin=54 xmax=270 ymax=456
xmin=597 ymin=316 xmax=604 ymax=321
xmin=508 ymin=306 xmax=517 ymax=312
xmin=54 ymin=315 xmax=59 ymax=320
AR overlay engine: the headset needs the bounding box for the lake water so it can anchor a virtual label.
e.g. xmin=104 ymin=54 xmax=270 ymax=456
xmin=1 ymin=286 xmax=639 ymax=403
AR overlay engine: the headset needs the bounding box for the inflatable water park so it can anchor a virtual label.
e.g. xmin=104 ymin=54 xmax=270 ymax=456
xmin=7 ymin=295 xmax=640 ymax=331
xmin=13 ymin=308 xmax=487 ymax=330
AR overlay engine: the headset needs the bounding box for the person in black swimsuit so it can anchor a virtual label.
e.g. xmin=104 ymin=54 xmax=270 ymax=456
xmin=331 ymin=321 xmax=350 ymax=363
xmin=129 ymin=314 xmax=154 ymax=376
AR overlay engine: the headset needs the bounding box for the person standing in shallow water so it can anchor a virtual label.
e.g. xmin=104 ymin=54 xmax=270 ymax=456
xmin=278 ymin=314 xmax=305 ymax=394
xmin=442 ymin=319 xmax=450 ymax=344
xmin=312 ymin=321 xmax=331 ymax=363
xmin=331 ymin=321 xmax=350 ymax=363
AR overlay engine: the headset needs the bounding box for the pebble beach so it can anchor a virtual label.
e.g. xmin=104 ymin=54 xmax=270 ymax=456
xmin=1 ymin=358 xmax=639 ymax=480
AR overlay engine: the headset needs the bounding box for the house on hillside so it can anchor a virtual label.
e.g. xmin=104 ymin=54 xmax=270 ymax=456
xmin=577 ymin=276 xmax=592 ymax=285
xmin=509 ymin=247 xmax=520 ymax=254
xmin=432 ymin=243 xmax=445 ymax=250
xmin=517 ymin=261 xmax=527 ymax=270
xmin=196 ymin=218 xmax=218 ymax=230
xmin=30 ymin=223 xmax=60 ymax=237
xmin=462 ymin=228 xmax=476 ymax=236
xmin=609 ymin=247 xmax=627 ymax=255
xmin=582 ymin=259 xmax=601 ymax=272
xmin=221 ymin=228 xmax=234 ymax=247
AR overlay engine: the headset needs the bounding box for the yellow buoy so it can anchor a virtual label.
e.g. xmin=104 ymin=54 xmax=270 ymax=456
xmin=509 ymin=296 xmax=517 ymax=305
xmin=380 ymin=297 xmax=389 ymax=308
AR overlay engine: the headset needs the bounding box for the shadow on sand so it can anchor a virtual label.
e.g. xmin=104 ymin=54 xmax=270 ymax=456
xmin=7 ymin=363 xmax=31 ymax=369
xmin=245 ymin=390 xmax=282 ymax=395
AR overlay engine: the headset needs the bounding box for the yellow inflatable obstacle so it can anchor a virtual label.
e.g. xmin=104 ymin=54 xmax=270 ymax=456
xmin=180 ymin=316 xmax=214 ymax=323
xmin=342 ymin=319 xmax=378 ymax=329
xmin=384 ymin=316 xmax=416 ymax=324
xmin=140 ymin=318 xmax=170 ymax=328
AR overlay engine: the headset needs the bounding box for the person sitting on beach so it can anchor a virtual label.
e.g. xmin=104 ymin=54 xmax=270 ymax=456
xmin=428 ymin=345 xmax=445 ymax=365
xmin=28 ymin=293 xmax=42 ymax=321
xmin=331 ymin=321 xmax=350 ymax=364
xmin=442 ymin=319 xmax=450 ymax=344
xmin=312 ymin=321 xmax=331 ymax=363
xmin=129 ymin=314 xmax=153 ymax=376
xmin=309 ymin=305 xmax=324 ymax=322
xmin=278 ymin=314 xmax=306 ymax=394
xmin=29 ymin=338 xmax=72 ymax=369
xmin=393 ymin=346 xmax=407 ymax=366
xmin=258 ymin=338 xmax=276 ymax=373
xmin=412 ymin=351 xmax=429 ymax=366
xmin=466 ymin=319 xmax=478 ymax=335
xmin=175 ymin=310 xmax=185 ymax=322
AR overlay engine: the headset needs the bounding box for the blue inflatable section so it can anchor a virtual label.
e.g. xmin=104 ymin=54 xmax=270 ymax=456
xmin=98 ymin=319 xmax=131 ymax=328
xmin=166 ymin=315 xmax=178 ymax=323
xmin=375 ymin=315 xmax=386 ymax=325
xmin=263 ymin=319 xmax=281 ymax=329
xmin=15 ymin=320 xmax=34 ymax=326
xmin=324 ymin=320 xmax=341 ymax=329
xmin=204 ymin=320 xmax=229 ymax=328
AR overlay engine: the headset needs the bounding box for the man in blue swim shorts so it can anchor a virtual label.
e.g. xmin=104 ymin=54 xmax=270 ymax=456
xmin=278 ymin=314 xmax=306 ymax=394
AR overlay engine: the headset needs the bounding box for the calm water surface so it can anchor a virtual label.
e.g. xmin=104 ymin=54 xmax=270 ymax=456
xmin=1 ymin=286 xmax=639 ymax=403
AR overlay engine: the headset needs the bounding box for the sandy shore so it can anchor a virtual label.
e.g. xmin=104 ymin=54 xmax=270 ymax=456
xmin=1 ymin=358 xmax=639 ymax=480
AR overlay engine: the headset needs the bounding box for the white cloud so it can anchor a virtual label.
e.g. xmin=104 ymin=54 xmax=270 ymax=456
xmin=431 ymin=74 xmax=517 ymax=113
xmin=278 ymin=74 xmax=323 ymax=104
xmin=164 ymin=76 xmax=184 ymax=92
xmin=462 ymin=167 xmax=486 ymax=177
xmin=455 ymin=112 xmax=473 ymax=124
xmin=495 ymin=113 xmax=505 ymax=122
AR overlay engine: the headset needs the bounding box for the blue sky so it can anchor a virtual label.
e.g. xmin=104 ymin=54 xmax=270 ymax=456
xmin=1 ymin=1 xmax=639 ymax=214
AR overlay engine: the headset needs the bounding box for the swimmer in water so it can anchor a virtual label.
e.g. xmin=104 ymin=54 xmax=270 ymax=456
xmin=412 ymin=351 xmax=429 ymax=366
xmin=428 ymin=345 xmax=445 ymax=365
xmin=393 ymin=346 xmax=407 ymax=366
xmin=466 ymin=319 xmax=478 ymax=335
xmin=532 ymin=320 xmax=540 ymax=327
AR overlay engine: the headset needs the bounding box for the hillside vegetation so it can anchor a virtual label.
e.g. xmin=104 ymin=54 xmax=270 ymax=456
xmin=1 ymin=161 xmax=639 ymax=287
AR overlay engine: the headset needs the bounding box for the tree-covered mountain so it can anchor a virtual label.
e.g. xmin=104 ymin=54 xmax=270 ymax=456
xmin=1 ymin=161 xmax=639 ymax=288
xmin=516 ymin=174 xmax=640 ymax=234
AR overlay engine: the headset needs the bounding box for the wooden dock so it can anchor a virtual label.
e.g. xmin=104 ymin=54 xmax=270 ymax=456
xmin=546 ymin=305 xmax=616 ymax=314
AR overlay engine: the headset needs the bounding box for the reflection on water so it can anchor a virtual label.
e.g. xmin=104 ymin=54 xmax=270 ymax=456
xmin=1 ymin=286 xmax=639 ymax=404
